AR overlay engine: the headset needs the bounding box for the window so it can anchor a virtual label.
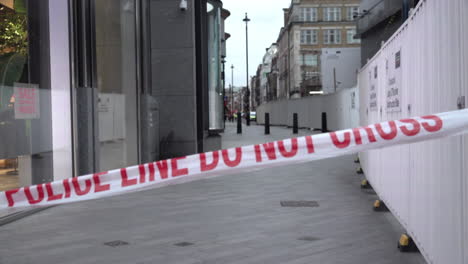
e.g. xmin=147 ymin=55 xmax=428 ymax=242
xmin=303 ymin=54 xmax=318 ymax=67
xmin=324 ymin=7 xmax=341 ymax=21
xmin=347 ymin=6 xmax=359 ymax=21
xmin=0 ymin=1 xmax=69 ymax=190
xmin=300 ymin=30 xmax=318 ymax=44
xmin=300 ymin=7 xmax=318 ymax=22
xmin=324 ymin=29 xmax=341 ymax=44
xmin=347 ymin=29 xmax=360 ymax=44
xmin=206 ymin=0 xmax=224 ymax=131
xmin=95 ymin=0 xmax=139 ymax=171
xmin=303 ymin=72 xmax=320 ymax=81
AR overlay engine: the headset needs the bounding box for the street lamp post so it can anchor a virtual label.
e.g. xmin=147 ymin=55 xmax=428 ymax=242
xmin=231 ymin=64 xmax=234 ymax=122
xmin=243 ymin=12 xmax=250 ymax=126
xmin=222 ymin=58 xmax=226 ymax=124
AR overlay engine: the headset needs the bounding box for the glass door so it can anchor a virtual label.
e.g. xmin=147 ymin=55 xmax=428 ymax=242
xmin=94 ymin=0 xmax=139 ymax=172
xmin=72 ymin=0 xmax=140 ymax=174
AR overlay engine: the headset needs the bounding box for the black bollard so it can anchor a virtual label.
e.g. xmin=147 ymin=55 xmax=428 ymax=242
xmin=321 ymin=112 xmax=328 ymax=133
xmin=246 ymin=113 xmax=250 ymax=126
xmin=237 ymin=112 xmax=242 ymax=134
xmin=265 ymin=113 xmax=270 ymax=135
xmin=293 ymin=113 xmax=298 ymax=134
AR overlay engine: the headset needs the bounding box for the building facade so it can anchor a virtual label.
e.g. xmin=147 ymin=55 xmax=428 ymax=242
xmin=225 ymin=85 xmax=241 ymax=118
xmin=267 ymin=54 xmax=279 ymax=101
xmin=320 ymin=47 xmax=360 ymax=93
xmin=277 ymin=0 xmax=361 ymax=99
xmin=259 ymin=44 xmax=278 ymax=105
xmin=251 ymin=44 xmax=279 ymax=109
xmin=0 ymin=0 xmax=229 ymax=199
xmin=356 ymin=0 xmax=420 ymax=66
xmin=250 ymin=66 xmax=261 ymax=111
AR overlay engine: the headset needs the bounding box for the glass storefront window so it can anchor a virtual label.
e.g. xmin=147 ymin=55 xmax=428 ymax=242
xmin=0 ymin=1 xmax=56 ymax=191
xmin=95 ymin=0 xmax=139 ymax=172
xmin=207 ymin=0 xmax=224 ymax=132
xmin=0 ymin=3 xmax=26 ymax=191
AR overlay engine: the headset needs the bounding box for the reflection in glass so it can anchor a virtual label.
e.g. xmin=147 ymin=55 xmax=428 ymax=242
xmin=0 ymin=3 xmax=33 ymax=191
xmin=207 ymin=1 xmax=224 ymax=131
xmin=207 ymin=2 xmax=213 ymax=12
xmin=95 ymin=0 xmax=138 ymax=171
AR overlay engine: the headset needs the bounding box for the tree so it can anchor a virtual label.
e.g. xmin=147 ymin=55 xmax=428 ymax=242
xmin=0 ymin=1 xmax=28 ymax=109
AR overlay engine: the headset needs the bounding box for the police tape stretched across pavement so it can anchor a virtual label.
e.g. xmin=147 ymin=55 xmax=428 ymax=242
xmin=2 ymin=109 xmax=468 ymax=212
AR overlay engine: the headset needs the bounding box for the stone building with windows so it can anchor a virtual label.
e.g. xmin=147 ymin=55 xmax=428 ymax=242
xmin=250 ymin=66 xmax=261 ymax=111
xmin=259 ymin=44 xmax=278 ymax=105
xmin=251 ymin=44 xmax=279 ymax=107
xmin=276 ymin=0 xmax=361 ymax=98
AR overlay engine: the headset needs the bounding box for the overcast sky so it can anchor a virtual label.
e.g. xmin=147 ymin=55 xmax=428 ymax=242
xmin=223 ymin=0 xmax=291 ymax=88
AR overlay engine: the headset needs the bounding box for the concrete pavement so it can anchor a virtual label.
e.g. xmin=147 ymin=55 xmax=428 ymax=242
xmin=0 ymin=122 xmax=426 ymax=264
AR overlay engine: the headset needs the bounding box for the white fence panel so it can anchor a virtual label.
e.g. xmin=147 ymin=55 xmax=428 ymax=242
xmin=256 ymin=87 xmax=359 ymax=131
xmin=462 ymin=0 xmax=468 ymax=263
xmin=359 ymin=1 xmax=467 ymax=263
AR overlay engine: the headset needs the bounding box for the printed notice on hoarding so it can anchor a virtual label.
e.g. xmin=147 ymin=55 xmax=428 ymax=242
xmin=14 ymin=83 xmax=40 ymax=120
xmin=369 ymin=66 xmax=378 ymax=111
xmin=386 ymin=50 xmax=402 ymax=112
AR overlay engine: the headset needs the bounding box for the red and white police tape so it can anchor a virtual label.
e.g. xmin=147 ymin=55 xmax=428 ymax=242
xmin=2 ymin=109 xmax=468 ymax=212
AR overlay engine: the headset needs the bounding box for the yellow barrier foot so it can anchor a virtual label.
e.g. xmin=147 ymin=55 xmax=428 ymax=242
xmin=360 ymin=179 xmax=372 ymax=189
xmin=356 ymin=167 xmax=364 ymax=174
xmin=397 ymin=234 xmax=419 ymax=252
xmin=373 ymin=200 xmax=389 ymax=212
